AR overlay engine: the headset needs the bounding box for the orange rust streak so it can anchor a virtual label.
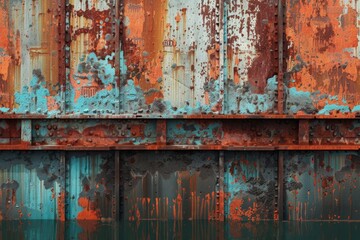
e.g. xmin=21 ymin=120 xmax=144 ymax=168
xmin=124 ymin=0 xmax=167 ymax=104
xmin=57 ymin=191 xmax=66 ymax=221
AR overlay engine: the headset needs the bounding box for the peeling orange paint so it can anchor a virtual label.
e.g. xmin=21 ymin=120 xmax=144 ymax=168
xmin=77 ymin=197 xmax=101 ymax=220
xmin=286 ymin=0 xmax=360 ymax=109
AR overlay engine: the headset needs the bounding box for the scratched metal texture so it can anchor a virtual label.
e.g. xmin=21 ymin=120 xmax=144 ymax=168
xmin=284 ymin=151 xmax=360 ymax=220
xmin=121 ymin=151 xmax=219 ymax=221
xmin=224 ymin=152 xmax=277 ymax=221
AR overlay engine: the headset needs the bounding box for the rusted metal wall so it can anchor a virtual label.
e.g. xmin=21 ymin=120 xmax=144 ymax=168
xmin=1 ymin=0 xmax=360 ymax=117
xmin=1 ymin=0 xmax=360 ymax=224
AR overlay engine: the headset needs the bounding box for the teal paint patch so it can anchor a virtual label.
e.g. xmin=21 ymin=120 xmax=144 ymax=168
xmin=224 ymin=152 xmax=277 ymax=220
xmin=167 ymin=120 xmax=223 ymax=145
xmin=0 ymin=107 xmax=9 ymax=113
xmin=66 ymin=152 xmax=114 ymax=220
xmin=0 ymin=152 xmax=64 ymax=220
xmin=352 ymin=105 xmax=360 ymax=112
xmin=14 ymin=70 xmax=60 ymax=115
xmin=318 ymin=104 xmax=351 ymax=115
xmin=67 ymin=52 xmax=119 ymax=114
xmin=119 ymin=50 xmax=128 ymax=74
xmin=226 ymin=76 xmax=277 ymax=114
xmin=286 ymin=87 xmax=317 ymax=114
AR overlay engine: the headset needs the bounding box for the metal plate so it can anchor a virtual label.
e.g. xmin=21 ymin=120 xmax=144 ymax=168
xmin=285 ymin=0 xmax=360 ymax=115
xmin=66 ymin=152 xmax=115 ymax=220
xmin=224 ymin=152 xmax=277 ymax=221
xmin=285 ymin=151 xmax=360 ymax=220
xmin=224 ymin=0 xmax=278 ymax=114
xmin=0 ymin=151 xmax=64 ymax=220
xmin=0 ymin=0 xmax=62 ymax=114
xmin=32 ymin=119 xmax=156 ymax=147
xmin=122 ymin=151 xmax=219 ymax=221
xmin=66 ymin=0 xmax=118 ymax=114
xmin=120 ymin=0 xmax=221 ymax=115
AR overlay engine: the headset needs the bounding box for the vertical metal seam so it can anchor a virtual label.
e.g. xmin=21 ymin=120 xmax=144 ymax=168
xmin=218 ymin=0 xmax=225 ymax=115
xmin=277 ymin=0 xmax=285 ymax=114
xmin=114 ymin=0 xmax=121 ymax=114
xmin=217 ymin=151 xmax=225 ymax=221
xmin=58 ymin=0 xmax=66 ymax=114
xmin=61 ymin=151 xmax=67 ymax=222
xmin=65 ymin=0 xmax=71 ymax=115
xmin=277 ymin=151 xmax=284 ymax=221
xmin=119 ymin=0 xmax=125 ymax=113
xmin=114 ymin=151 xmax=120 ymax=221
xmin=221 ymin=0 xmax=229 ymax=115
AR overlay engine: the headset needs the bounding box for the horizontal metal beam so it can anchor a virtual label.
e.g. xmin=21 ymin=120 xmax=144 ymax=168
xmin=1 ymin=114 xmax=360 ymax=120
xmin=0 ymin=145 xmax=360 ymax=151
xmin=1 ymin=118 xmax=360 ymax=150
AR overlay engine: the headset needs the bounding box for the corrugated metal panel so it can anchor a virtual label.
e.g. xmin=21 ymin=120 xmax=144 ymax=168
xmin=121 ymin=0 xmax=221 ymax=114
xmin=66 ymin=0 xmax=118 ymax=114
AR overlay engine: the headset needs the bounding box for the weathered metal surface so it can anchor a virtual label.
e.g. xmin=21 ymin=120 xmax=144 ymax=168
xmin=0 ymin=151 xmax=65 ymax=220
xmin=122 ymin=151 xmax=219 ymax=221
xmin=66 ymin=0 xmax=118 ymax=114
xmin=0 ymin=0 xmax=62 ymax=114
xmin=0 ymin=120 xmax=20 ymax=145
xmin=224 ymin=152 xmax=277 ymax=221
xmin=32 ymin=119 xmax=156 ymax=147
xmin=66 ymin=152 xmax=115 ymax=221
xmin=224 ymin=0 xmax=279 ymax=114
xmin=285 ymin=151 xmax=360 ymax=220
xmin=6 ymin=119 xmax=360 ymax=150
xmin=120 ymin=0 xmax=221 ymax=114
xmin=1 ymin=0 xmax=360 ymax=230
xmin=285 ymin=0 xmax=360 ymax=115
xmin=0 ymin=0 xmax=280 ymax=117
xmin=2 ymin=0 xmax=360 ymax=117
